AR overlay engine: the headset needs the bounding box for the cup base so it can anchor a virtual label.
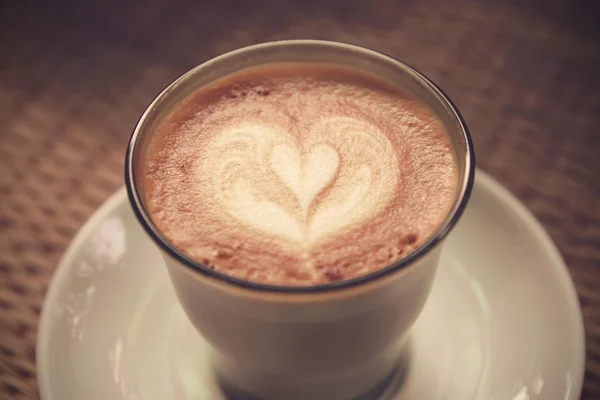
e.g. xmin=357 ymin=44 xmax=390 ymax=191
xmin=213 ymin=344 xmax=411 ymax=400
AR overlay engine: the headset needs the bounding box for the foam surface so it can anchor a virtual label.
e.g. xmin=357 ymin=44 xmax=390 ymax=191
xmin=141 ymin=63 xmax=458 ymax=285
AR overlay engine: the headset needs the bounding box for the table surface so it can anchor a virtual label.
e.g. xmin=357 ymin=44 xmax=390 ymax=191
xmin=1 ymin=0 xmax=599 ymax=398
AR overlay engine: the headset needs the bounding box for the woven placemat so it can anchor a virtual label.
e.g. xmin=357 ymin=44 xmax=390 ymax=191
xmin=1 ymin=0 xmax=599 ymax=398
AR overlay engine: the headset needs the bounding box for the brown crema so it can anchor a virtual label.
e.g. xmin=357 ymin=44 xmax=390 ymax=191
xmin=140 ymin=63 xmax=458 ymax=285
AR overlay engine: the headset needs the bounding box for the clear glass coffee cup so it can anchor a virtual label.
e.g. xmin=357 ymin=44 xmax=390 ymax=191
xmin=125 ymin=40 xmax=475 ymax=400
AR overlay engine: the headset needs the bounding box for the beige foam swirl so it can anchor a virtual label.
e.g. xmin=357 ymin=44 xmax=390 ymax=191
xmin=198 ymin=116 xmax=399 ymax=247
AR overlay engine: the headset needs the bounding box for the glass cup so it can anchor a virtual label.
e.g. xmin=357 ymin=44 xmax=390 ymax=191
xmin=125 ymin=40 xmax=475 ymax=400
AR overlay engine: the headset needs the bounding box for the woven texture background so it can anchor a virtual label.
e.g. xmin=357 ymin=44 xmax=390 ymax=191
xmin=1 ymin=0 xmax=599 ymax=398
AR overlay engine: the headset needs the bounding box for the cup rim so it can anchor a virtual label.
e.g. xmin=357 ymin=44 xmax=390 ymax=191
xmin=125 ymin=39 xmax=475 ymax=294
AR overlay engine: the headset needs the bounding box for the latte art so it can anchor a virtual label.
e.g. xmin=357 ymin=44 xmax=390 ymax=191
xmin=271 ymin=143 xmax=339 ymax=214
xmin=142 ymin=63 xmax=458 ymax=285
xmin=204 ymin=117 xmax=398 ymax=245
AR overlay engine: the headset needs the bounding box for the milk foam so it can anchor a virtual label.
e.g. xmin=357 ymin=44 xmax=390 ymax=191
xmin=203 ymin=117 xmax=398 ymax=246
xmin=142 ymin=63 xmax=458 ymax=285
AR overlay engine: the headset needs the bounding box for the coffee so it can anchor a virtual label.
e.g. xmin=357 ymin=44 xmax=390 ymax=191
xmin=140 ymin=63 xmax=458 ymax=285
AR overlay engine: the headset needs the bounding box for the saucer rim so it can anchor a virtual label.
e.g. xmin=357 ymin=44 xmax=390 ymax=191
xmin=36 ymin=169 xmax=586 ymax=400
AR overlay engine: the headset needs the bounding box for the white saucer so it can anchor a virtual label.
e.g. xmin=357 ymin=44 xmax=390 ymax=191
xmin=37 ymin=170 xmax=585 ymax=400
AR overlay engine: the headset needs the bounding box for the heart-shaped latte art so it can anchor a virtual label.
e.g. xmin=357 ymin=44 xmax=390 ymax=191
xmin=270 ymin=143 xmax=340 ymax=212
xmin=200 ymin=116 xmax=399 ymax=245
